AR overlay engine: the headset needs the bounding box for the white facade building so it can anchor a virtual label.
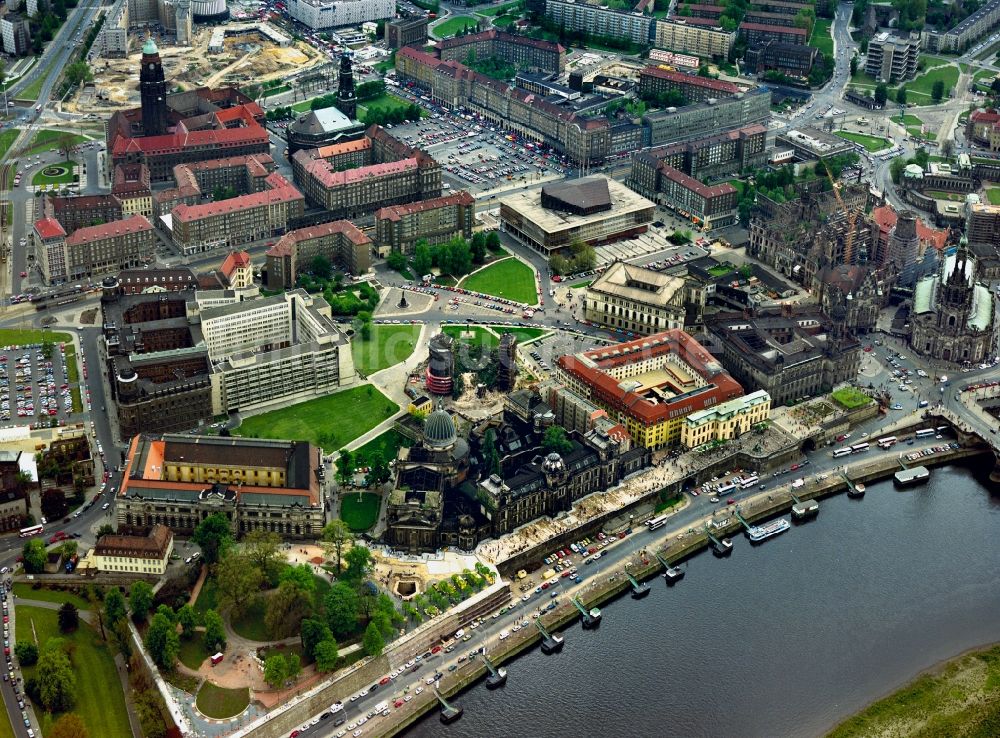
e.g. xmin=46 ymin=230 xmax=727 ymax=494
xmin=287 ymin=0 xmax=394 ymax=30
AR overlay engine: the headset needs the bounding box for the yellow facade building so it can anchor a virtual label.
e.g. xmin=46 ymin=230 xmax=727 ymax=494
xmin=681 ymin=389 xmax=771 ymax=449
xmin=93 ymin=524 xmax=174 ymax=575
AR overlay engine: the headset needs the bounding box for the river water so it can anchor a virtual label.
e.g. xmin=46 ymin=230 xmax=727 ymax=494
xmin=407 ymin=462 xmax=1000 ymax=738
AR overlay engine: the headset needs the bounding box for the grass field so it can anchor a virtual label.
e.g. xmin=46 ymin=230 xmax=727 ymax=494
xmin=458 ymin=258 xmax=536 ymax=304
xmin=976 ymin=38 xmax=1000 ymax=60
xmin=0 ymin=328 xmax=73 ymax=345
xmin=925 ymin=190 xmax=965 ymax=202
xmin=431 ymin=15 xmax=478 ymax=38
xmin=357 ymin=92 xmax=421 ymax=119
xmin=707 ymin=263 xmax=736 ymax=277
xmin=340 ymin=492 xmax=381 ymax=531
xmin=0 ymin=129 xmax=19 ymax=160
xmin=918 ymin=54 xmax=952 ymax=69
xmin=569 ymin=280 xmax=591 ymax=289
xmin=64 ymin=342 xmax=79 ymax=383
xmin=830 ymin=387 xmax=872 ymax=410
xmin=500 ymin=327 xmax=547 ymax=343
xmin=492 ymin=15 xmax=516 ymax=27
xmin=236 ymin=385 xmax=397 ymax=452
xmin=196 ymin=682 xmax=250 ymax=719
xmin=179 ymin=637 xmax=211 ymax=670
xmin=291 ymin=99 xmax=313 ymax=112
xmin=230 ymin=597 xmax=269 ymax=642
xmin=0 ymin=707 xmax=13 ymax=738
xmin=70 ymin=387 xmax=82 ymax=413
xmin=834 ymin=131 xmax=891 ymax=152
xmin=261 ymin=85 xmax=291 ymax=97
xmin=354 ymin=428 xmax=409 ymax=465
xmin=15 ymin=605 xmax=131 ymax=738
xmin=986 ymin=188 xmax=1000 ymax=205
xmin=194 ymin=576 xmax=218 ymax=615
xmin=31 ymin=160 xmax=76 ymax=187
xmin=25 ymin=130 xmax=87 ymax=155
xmin=477 ymin=0 xmax=520 ymax=15
xmin=828 ymin=642 xmax=1000 ymax=738
xmin=352 ymin=324 xmax=420 ymax=375
xmin=900 ymin=114 xmax=923 ymax=127
xmin=441 ymin=324 xmax=499 ymax=348
xmin=12 ymin=583 xmax=90 ymax=609
xmin=905 ymin=64 xmax=959 ymax=101
xmin=20 ymin=59 xmax=55 ymax=101
xmin=810 ymin=18 xmax=833 ymax=56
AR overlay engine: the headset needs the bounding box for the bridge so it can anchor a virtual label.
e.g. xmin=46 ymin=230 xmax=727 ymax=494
xmin=926 ymin=397 xmax=1000 ymax=482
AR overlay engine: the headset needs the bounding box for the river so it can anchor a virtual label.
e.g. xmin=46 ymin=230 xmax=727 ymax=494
xmin=406 ymin=461 xmax=1000 ymax=738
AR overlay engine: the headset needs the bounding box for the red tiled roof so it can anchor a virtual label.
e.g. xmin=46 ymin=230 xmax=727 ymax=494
xmin=658 ymin=165 xmax=737 ymax=199
xmin=34 ymin=217 xmax=66 ymax=240
xmin=173 ymin=173 xmax=302 ymax=223
xmin=970 ymin=110 xmax=1000 ymax=125
xmin=872 ymin=205 xmax=948 ymax=250
xmin=375 ymin=191 xmax=474 ymax=222
xmin=313 ymin=139 xmax=371 ymax=159
xmin=438 ymin=29 xmax=564 ymax=54
xmin=220 ymin=250 xmax=251 ymax=278
xmin=640 ymin=67 xmax=740 ymax=94
xmin=671 ymin=16 xmax=726 ymax=26
xmin=740 ymin=21 xmax=807 ymax=34
xmin=110 ymin=104 xmax=268 ymax=157
xmin=65 ymin=214 xmax=152 ymax=246
xmin=268 ymin=220 xmax=371 ymax=258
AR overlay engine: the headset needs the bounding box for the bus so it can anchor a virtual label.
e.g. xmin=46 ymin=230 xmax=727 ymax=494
xmin=915 ymin=429 xmax=936 ymax=439
xmin=936 ymin=426 xmax=949 ymax=435
xmin=740 ymin=475 xmax=759 ymax=489
xmin=851 ymin=443 xmax=870 ymax=453
xmin=877 ymin=436 xmax=898 ymax=449
xmin=646 ymin=515 xmax=669 ymax=531
xmin=832 ymin=447 xmax=853 ymax=458
xmin=19 ymin=524 xmax=43 ymax=538
xmin=716 ymin=481 xmax=737 ymax=494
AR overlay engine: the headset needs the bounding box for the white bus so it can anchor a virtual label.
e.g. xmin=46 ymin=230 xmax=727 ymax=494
xmin=716 ymin=481 xmax=737 ymax=494
xmin=915 ymin=429 xmax=936 ymax=439
xmin=832 ymin=447 xmax=853 ymax=458
xmin=740 ymin=475 xmax=759 ymax=489
xmin=646 ymin=515 xmax=669 ymax=531
xmin=851 ymin=442 xmax=870 ymax=453
xmin=19 ymin=524 xmax=44 ymax=538
xmin=877 ymin=436 xmax=897 ymax=449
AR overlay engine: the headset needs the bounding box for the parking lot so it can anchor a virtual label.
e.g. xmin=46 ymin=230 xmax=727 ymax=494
xmin=0 ymin=342 xmax=76 ymax=425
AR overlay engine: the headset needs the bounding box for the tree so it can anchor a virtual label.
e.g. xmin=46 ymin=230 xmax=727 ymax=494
xmin=314 ymin=639 xmax=339 ymax=672
xmin=896 ymin=85 xmax=907 ymax=105
xmin=50 ymin=713 xmax=89 ymax=738
xmin=890 ymin=156 xmax=907 ymax=183
xmin=412 ymin=242 xmax=433 ymax=277
xmin=321 ymin=519 xmax=353 ymax=576
xmin=203 ymin=609 xmax=226 ymax=652
xmin=15 ymin=641 xmax=38 ymax=666
xmin=483 ymin=428 xmax=501 ymax=477
xmin=386 ymin=251 xmax=407 ymax=272
xmin=241 ymin=529 xmax=285 ymax=584
xmin=931 ymin=79 xmax=945 ymax=102
xmin=145 ymin=610 xmax=180 ymax=668
xmin=129 ymin=581 xmax=154 ymax=622
xmin=300 ymin=618 xmax=333 ymax=661
xmin=96 ymin=523 xmax=115 ymax=538
xmin=64 ymin=60 xmax=92 ymax=87
xmin=874 ymin=83 xmax=888 ymax=107
xmin=59 ymin=540 xmax=77 ymax=560
xmin=324 ymin=582 xmax=360 ymax=639
xmin=214 ymin=551 xmax=263 ymax=618
xmin=542 ymin=425 xmax=573 ymax=455
xmin=549 ymin=253 xmax=569 ymax=276
xmin=22 ymin=538 xmax=46 ymax=573
xmin=265 ymin=580 xmax=315 ymax=639
xmin=36 ymin=639 xmax=76 ymax=712
xmin=58 ymin=602 xmax=79 ymax=633
xmin=263 ymin=654 xmax=287 ymax=687
xmin=850 ymin=56 xmax=858 ymax=77
xmin=363 ymin=621 xmax=385 ymax=657
xmin=278 ymin=563 xmax=317 ymax=593
xmin=56 ymin=132 xmax=78 ymax=162
xmin=41 ymin=488 xmax=68 ymax=520
xmin=343 ymin=545 xmax=373 ymax=582
xmin=104 ymin=587 xmax=127 ymax=627
xmin=192 ymin=513 xmax=233 ymax=565
xmin=311 ymin=254 xmax=332 ymax=280
xmin=176 ymin=604 xmax=197 ymax=637
xmin=335 ymin=448 xmax=355 ymax=487
xmin=470 ymin=235 xmax=486 ymax=264
xmin=285 ymin=652 xmax=301 ymax=681
xmin=367 ymin=451 xmax=391 ymax=488
xmin=941 ymin=138 xmax=955 ymax=158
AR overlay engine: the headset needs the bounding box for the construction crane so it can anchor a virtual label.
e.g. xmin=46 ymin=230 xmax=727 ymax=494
xmin=817 ymin=156 xmax=860 ymax=266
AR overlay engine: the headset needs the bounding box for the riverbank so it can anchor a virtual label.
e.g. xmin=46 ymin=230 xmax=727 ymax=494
xmin=827 ymin=640 xmax=1000 ymax=737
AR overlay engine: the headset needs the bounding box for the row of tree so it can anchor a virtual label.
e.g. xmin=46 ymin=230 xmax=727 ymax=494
xmin=386 ymin=231 xmax=503 ymax=280
xmin=363 ymin=102 xmax=424 ymax=128
xmin=548 ymin=238 xmax=596 ymax=276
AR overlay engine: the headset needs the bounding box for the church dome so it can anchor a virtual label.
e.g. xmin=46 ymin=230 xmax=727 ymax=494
xmin=142 ymin=37 xmax=158 ymax=55
xmin=424 ymin=407 xmax=457 ymax=448
xmin=542 ymin=452 xmax=564 ymax=473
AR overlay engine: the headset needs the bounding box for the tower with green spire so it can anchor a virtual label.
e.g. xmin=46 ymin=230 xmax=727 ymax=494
xmin=140 ymin=34 xmax=168 ymax=137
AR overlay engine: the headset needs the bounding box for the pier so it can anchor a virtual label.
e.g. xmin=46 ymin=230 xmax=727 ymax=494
xmin=623 ymin=567 xmax=651 ymax=598
xmin=572 ymin=595 xmax=602 ymax=629
xmin=703 ymin=524 xmax=734 ymax=556
xmin=733 ymin=510 xmax=752 ymax=532
xmin=654 ymin=552 xmax=685 ymax=583
xmin=790 ymin=494 xmax=819 ymax=520
xmin=840 ymin=471 xmax=866 ymax=498
xmin=534 ymin=618 xmax=564 ymax=654
xmin=434 ymin=688 xmax=463 ymax=723
xmin=478 ymin=653 xmax=508 ymax=689
xmin=894 ymin=465 xmax=930 ymax=486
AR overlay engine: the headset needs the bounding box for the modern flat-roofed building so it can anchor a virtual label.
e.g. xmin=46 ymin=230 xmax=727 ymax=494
xmin=865 ymin=31 xmax=919 ymax=83
xmin=638 ymin=67 xmax=740 ymax=103
xmin=739 ymin=21 xmax=807 ymax=46
xmin=545 ymin=0 xmax=653 ymax=45
xmin=744 ymin=40 xmax=817 ymax=79
xmin=385 ymin=14 xmax=429 ymax=48
xmin=776 ymin=127 xmax=855 ymax=160
xmin=438 ymin=30 xmax=565 ymax=74
xmin=555 ymin=329 xmax=744 ymax=449
xmin=922 ymin=0 xmax=1000 ymax=52
xmin=287 ymin=0 xmax=394 ymax=29
xmin=653 ymin=18 xmax=735 ymax=57
xmin=681 ymin=389 xmax=771 ymax=449
xmin=265 ymin=220 xmax=372 ymax=289
xmin=642 ymin=89 xmax=771 ymax=147
xmin=499 ymin=176 xmax=654 ymax=257
xmin=374 ymin=190 xmax=475 ymax=254
xmin=116 ymin=434 xmax=326 ymax=538
xmin=584 ymin=261 xmax=687 ymax=335
xmin=93 ymin=524 xmax=173 ymax=575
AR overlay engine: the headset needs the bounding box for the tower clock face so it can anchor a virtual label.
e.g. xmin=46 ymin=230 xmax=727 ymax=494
xmin=149 ymin=63 xmax=155 ymax=70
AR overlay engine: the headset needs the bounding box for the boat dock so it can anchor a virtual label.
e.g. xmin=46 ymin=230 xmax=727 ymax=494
xmin=623 ymin=567 xmax=651 ymax=598
xmin=653 ymin=552 xmax=685 ymax=583
xmin=434 ymin=688 xmax=463 ymax=723
xmin=478 ymin=654 xmax=508 ymax=689
xmin=703 ymin=523 xmax=734 ymax=556
xmin=534 ymin=618 xmax=564 ymax=654
xmin=790 ymin=493 xmax=819 ymax=520
xmin=840 ymin=471 xmax=866 ymax=498
xmin=571 ymin=595 xmax=601 ymax=629
xmin=894 ymin=466 xmax=930 ymax=486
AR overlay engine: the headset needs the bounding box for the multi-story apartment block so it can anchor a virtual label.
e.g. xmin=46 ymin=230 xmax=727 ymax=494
xmin=584 ymin=261 xmax=686 ymax=335
xmin=1 ymin=16 xmax=31 ymax=56
xmin=749 ymin=0 xmax=813 ymax=16
xmin=93 ymin=525 xmax=173 ymax=575
xmin=112 ymin=163 xmax=153 ymax=219
xmin=744 ymin=40 xmax=817 ymax=78
xmin=287 ymin=0 xmax=393 ymax=29
xmin=865 ymin=31 xmax=920 ymax=83
xmin=653 ymin=165 xmax=740 ymax=229
xmin=170 ymin=172 xmax=304 ymax=255
xmin=681 ymin=389 xmax=771 ymax=449
xmin=34 ymin=214 xmax=154 ymax=284
xmin=385 ymin=14 xmax=429 ymax=49
xmin=374 ymin=191 xmax=475 ymax=255
xmin=641 ymin=89 xmax=771 ymax=147
xmin=99 ymin=0 xmax=129 ymax=58
xmin=43 ymin=194 xmax=123 ymax=236
xmin=738 ymin=21 xmax=807 ymax=46
xmin=545 ymin=0 xmax=653 ymax=45
xmin=438 ymin=30 xmax=566 ymax=74
xmin=680 ymin=4 xmax=725 ymax=20
xmin=638 ymin=67 xmax=740 ymax=103
xmin=220 ymin=250 xmax=254 ymax=289
xmin=965 ymin=109 xmax=1000 ymax=150
xmin=265 ymin=220 xmax=372 ymax=289
xmin=923 ymin=0 xmax=1000 ymax=52
xmin=116 ymin=434 xmax=327 ymax=539
xmin=292 ymin=125 xmax=441 ymax=217
xmin=743 ymin=10 xmax=800 ymax=27
xmin=653 ymin=18 xmax=736 ymax=58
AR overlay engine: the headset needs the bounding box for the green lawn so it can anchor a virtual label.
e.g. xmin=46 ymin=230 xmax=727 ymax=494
xmin=834 ymin=131 xmax=891 ymax=152
xmin=194 ymin=576 xmax=219 ymax=615
xmin=492 ymin=15 xmax=516 ymax=27
xmin=261 ymin=85 xmax=291 ymax=97
xmin=458 ymin=258 xmax=536 ymax=304
xmin=986 ymin=188 xmax=1000 ymax=205
xmin=196 ymin=682 xmax=250 ymax=719
xmin=31 ymin=160 xmax=76 ymax=187
xmin=70 ymin=387 xmax=82 ymax=413
xmin=0 ymin=705 xmax=13 ymax=738
xmin=903 ymin=64 xmax=959 ymax=102
xmin=25 ymin=130 xmax=87 ymax=155
xmin=20 ymin=59 xmax=55 ymax=102
xmin=431 ymin=15 xmax=478 ymax=38
xmin=976 ymin=38 xmax=1000 ymax=60
xmin=0 ymin=129 xmax=19 ymax=160
xmin=707 ymin=263 xmax=736 ymax=277
xmin=178 ymin=637 xmax=211 ymax=670
xmin=900 ymin=114 xmax=923 ymax=127
xmin=358 ymin=92 xmax=422 ymax=119
xmin=569 ymin=280 xmax=591 ymax=289
xmin=354 ymin=428 xmax=410 ymax=465
xmin=236 ymin=385 xmax=398 ymax=452
xmin=230 ymin=597 xmax=269 ymax=642
xmin=918 ymin=54 xmax=952 ymax=69
xmin=809 ymin=18 xmax=833 ymax=56
xmin=925 ymin=190 xmax=965 ymax=202
xmin=64 ymin=342 xmax=80 ymax=383
xmin=441 ymin=324 xmax=499 ymax=348
xmin=0 ymin=328 xmax=72 ymax=345
xmin=830 ymin=387 xmax=873 ymax=410
xmin=500 ymin=327 xmax=547 ymax=343
xmin=12 ymin=583 xmax=90 ymax=609
xmin=339 ymin=492 xmax=381 ymax=531
xmin=351 ymin=324 xmax=420 ymax=375
xmin=291 ymin=99 xmax=313 ymax=112
xmin=15 ymin=605 xmax=131 ymax=738
xmin=477 ymin=0 xmax=521 ymax=16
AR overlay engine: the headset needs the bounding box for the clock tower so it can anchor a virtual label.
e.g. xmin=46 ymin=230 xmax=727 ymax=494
xmin=140 ymin=36 xmax=168 ymax=137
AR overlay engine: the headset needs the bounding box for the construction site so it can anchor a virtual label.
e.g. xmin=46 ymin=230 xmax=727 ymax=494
xmin=68 ymin=24 xmax=327 ymax=114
